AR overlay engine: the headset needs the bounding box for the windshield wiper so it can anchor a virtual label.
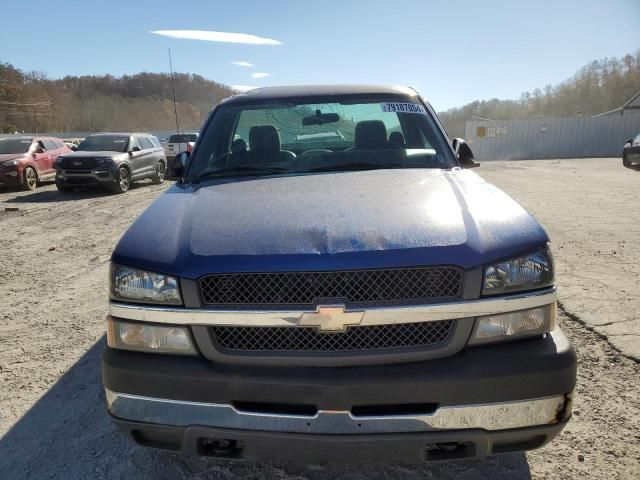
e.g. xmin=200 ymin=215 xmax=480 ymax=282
xmin=191 ymin=165 xmax=290 ymax=183
xmin=307 ymin=162 xmax=405 ymax=173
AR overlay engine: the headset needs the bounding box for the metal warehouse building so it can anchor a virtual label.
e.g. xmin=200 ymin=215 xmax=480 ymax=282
xmin=464 ymin=92 xmax=640 ymax=160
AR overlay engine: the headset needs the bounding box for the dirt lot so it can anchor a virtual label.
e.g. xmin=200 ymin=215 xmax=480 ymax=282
xmin=0 ymin=158 xmax=639 ymax=479
xmin=480 ymin=158 xmax=640 ymax=361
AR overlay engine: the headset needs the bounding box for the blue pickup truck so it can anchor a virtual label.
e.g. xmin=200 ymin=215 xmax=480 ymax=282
xmin=103 ymin=85 xmax=576 ymax=464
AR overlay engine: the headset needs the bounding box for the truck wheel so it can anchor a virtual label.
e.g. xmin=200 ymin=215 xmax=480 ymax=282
xmin=111 ymin=167 xmax=130 ymax=193
xmin=152 ymin=161 xmax=166 ymax=184
xmin=22 ymin=167 xmax=38 ymax=191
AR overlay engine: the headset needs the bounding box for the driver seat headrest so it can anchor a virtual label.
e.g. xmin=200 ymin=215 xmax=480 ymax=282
xmin=249 ymin=125 xmax=281 ymax=152
xmin=354 ymin=120 xmax=388 ymax=149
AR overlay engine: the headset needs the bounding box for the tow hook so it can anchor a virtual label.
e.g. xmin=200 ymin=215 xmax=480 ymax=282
xmin=197 ymin=438 xmax=245 ymax=459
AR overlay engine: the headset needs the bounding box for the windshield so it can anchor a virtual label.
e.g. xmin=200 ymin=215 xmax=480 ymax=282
xmin=169 ymin=133 xmax=197 ymax=143
xmin=77 ymin=135 xmax=130 ymax=152
xmin=0 ymin=138 xmax=32 ymax=154
xmin=186 ymin=96 xmax=456 ymax=181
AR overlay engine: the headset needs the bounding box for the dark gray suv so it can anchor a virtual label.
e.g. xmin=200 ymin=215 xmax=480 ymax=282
xmin=55 ymin=133 xmax=167 ymax=193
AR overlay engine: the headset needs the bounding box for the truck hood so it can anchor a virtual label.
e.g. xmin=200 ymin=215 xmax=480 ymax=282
xmin=112 ymin=169 xmax=549 ymax=278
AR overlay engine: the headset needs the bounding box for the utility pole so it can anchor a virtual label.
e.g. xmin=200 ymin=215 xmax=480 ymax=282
xmin=168 ymin=48 xmax=180 ymax=134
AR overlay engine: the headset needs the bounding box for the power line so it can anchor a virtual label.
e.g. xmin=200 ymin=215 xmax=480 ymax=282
xmin=168 ymin=48 xmax=180 ymax=135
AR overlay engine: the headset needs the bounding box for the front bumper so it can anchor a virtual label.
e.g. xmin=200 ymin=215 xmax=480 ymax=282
xmin=56 ymin=168 xmax=116 ymax=186
xmin=102 ymin=328 xmax=576 ymax=462
xmin=623 ymin=152 xmax=640 ymax=170
xmin=111 ymin=416 xmax=570 ymax=463
xmin=107 ymin=389 xmax=569 ymax=434
xmin=0 ymin=169 xmax=21 ymax=186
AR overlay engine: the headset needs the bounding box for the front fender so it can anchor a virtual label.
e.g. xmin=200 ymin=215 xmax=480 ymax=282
xmin=22 ymin=161 xmax=40 ymax=179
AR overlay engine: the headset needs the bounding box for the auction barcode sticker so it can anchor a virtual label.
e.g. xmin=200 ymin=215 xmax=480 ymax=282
xmin=380 ymin=102 xmax=426 ymax=114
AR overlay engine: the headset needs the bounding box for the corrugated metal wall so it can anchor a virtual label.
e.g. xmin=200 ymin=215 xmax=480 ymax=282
xmin=464 ymin=113 xmax=640 ymax=160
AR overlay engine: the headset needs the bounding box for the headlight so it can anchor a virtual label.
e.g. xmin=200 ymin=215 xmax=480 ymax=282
xmin=469 ymin=303 xmax=556 ymax=344
xmin=110 ymin=264 xmax=182 ymax=305
xmin=483 ymin=246 xmax=554 ymax=295
xmin=2 ymin=159 xmax=19 ymax=166
xmin=95 ymin=157 xmax=113 ymax=166
xmin=107 ymin=317 xmax=196 ymax=355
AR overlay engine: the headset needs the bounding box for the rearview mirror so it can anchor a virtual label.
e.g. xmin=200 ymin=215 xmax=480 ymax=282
xmin=302 ymin=110 xmax=340 ymax=126
xmin=177 ymin=151 xmax=189 ymax=168
xmin=452 ymin=138 xmax=480 ymax=168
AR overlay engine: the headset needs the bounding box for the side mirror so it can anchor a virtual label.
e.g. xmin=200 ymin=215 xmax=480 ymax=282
xmin=171 ymin=151 xmax=189 ymax=178
xmin=70 ymin=145 xmax=77 ymax=151
xmin=452 ymin=138 xmax=480 ymax=168
xmin=625 ymin=139 xmax=634 ymax=147
xmin=130 ymin=146 xmax=141 ymax=154
xmin=178 ymin=151 xmax=189 ymax=168
xmin=34 ymin=146 xmax=45 ymax=154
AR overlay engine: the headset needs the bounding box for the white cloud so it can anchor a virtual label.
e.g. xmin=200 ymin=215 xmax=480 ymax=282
xmin=251 ymin=72 xmax=270 ymax=79
xmin=150 ymin=30 xmax=282 ymax=45
xmin=231 ymin=85 xmax=258 ymax=92
xmin=232 ymin=61 xmax=254 ymax=67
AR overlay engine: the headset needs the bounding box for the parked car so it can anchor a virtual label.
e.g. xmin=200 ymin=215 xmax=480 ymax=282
xmin=623 ymin=133 xmax=640 ymax=169
xmin=0 ymin=136 xmax=71 ymax=190
xmin=103 ymin=85 xmax=576 ymax=464
xmin=55 ymin=133 xmax=166 ymax=193
xmin=164 ymin=132 xmax=198 ymax=176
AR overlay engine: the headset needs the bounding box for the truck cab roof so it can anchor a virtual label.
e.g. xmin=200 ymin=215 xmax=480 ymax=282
xmin=223 ymin=85 xmax=421 ymax=105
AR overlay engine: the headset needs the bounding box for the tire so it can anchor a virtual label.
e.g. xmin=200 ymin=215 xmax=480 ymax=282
xmin=22 ymin=167 xmax=38 ymax=191
xmin=56 ymin=181 xmax=73 ymax=193
xmin=111 ymin=167 xmax=130 ymax=194
xmin=152 ymin=161 xmax=166 ymax=185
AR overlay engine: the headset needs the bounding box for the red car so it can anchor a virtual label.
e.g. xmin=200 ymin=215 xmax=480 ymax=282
xmin=0 ymin=136 xmax=72 ymax=190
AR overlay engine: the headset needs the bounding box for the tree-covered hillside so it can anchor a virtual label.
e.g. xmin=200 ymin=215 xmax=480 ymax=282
xmin=2 ymin=50 xmax=639 ymax=136
xmin=438 ymin=50 xmax=640 ymax=138
xmin=0 ymin=64 xmax=234 ymax=133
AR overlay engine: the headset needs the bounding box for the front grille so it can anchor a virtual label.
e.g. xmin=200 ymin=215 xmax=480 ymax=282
xmin=199 ymin=267 xmax=462 ymax=308
xmin=211 ymin=320 xmax=454 ymax=352
xmin=63 ymin=158 xmax=98 ymax=169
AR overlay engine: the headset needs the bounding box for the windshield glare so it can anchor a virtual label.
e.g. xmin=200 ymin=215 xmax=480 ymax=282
xmin=0 ymin=138 xmax=32 ymax=154
xmin=187 ymin=97 xmax=456 ymax=180
xmin=77 ymin=135 xmax=130 ymax=152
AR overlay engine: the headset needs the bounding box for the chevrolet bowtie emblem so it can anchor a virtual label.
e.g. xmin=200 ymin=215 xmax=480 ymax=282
xmin=299 ymin=305 xmax=364 ymax=332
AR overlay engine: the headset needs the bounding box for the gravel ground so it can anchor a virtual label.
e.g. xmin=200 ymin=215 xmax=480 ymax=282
xmin=0 ymin=158 xmax=639 ymax=479
xmin=480 ymin=158 xmax=640 ymax=360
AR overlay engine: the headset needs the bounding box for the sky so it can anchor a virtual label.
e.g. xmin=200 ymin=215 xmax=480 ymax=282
xmin=1 ymin=0 xmax=639 ymax=111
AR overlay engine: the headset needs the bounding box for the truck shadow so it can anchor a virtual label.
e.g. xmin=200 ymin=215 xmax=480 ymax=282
xmin=0 ymin=339 xmax=532 ymax=480
xmin=2 ymin=182 xmax=155 ymax=204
